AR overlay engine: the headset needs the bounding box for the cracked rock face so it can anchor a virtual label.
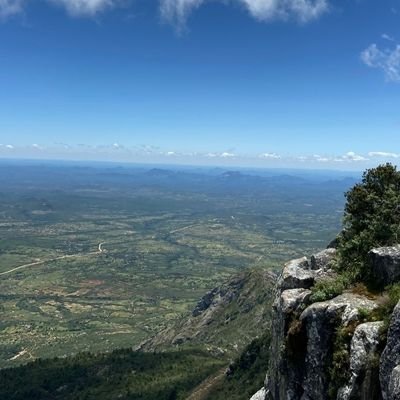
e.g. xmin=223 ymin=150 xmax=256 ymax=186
xmin=369 ymin=246 xmax=400 ymax=288
xmin=250 ymin=246 xmax=400 ymax=400
xmin=381 ymin=301 xmax=400 ymax=400
xmin=254 ymin=248 xmax=391 ymax=400
xmin=338 ymin=321 xmax=384 ymax=400
xmin=266 ymin=249 xmax=379 ymax=400
xmin=299 ymin=294 xmax=378 ymax=400
xmin=268 ymin=288 xmax=312 ymax=400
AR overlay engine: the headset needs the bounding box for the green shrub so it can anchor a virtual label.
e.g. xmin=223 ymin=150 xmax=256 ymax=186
xmin=310 ymin=275 xmax=350 ymax=303
xmin=357 ymin=307 xmax=372 ymax=322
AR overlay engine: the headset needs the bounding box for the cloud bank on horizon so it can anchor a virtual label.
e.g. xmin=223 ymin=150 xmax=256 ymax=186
xmin=1 ymin=143 xmax=400 ymax=169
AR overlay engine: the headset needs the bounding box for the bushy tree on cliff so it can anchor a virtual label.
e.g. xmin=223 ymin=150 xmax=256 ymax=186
xmin=337 ymin=163 xmax=400 ymax=284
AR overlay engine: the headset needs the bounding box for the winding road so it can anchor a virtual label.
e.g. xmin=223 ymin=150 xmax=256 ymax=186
xmin=0 ymin=242 xmax=106 ymax=277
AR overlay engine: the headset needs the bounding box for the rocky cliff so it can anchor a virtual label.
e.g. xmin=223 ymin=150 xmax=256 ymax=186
xmin=141 ymin=268 xmax=277 ymax=356
xmin=251 ymin=246 xmax=400 ymax=400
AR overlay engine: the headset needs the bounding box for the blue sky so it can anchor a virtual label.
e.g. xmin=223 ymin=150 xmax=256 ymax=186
xmin=0 ymin=0 xmax=399 ymax=168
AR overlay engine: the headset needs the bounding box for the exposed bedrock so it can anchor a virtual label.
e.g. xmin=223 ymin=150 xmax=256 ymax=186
xmin=250 ymin=247 xmax=400 ymax=400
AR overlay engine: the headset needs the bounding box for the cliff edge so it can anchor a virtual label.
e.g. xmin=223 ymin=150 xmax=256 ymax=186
xmin=252 ymin=246 xmax=400 ymax=400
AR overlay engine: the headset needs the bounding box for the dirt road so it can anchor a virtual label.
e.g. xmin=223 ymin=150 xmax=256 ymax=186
xmin=0 ymin=243 xmax=105 ymax=276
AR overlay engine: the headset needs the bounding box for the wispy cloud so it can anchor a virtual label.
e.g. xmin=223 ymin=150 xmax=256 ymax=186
xmin=220 ymin=151 xmax=235 ymax=158
xmin=0 ymin=0 xmax=24 ymax=18
xmin=361 ymin=43 xmax=400 ymax=82
xmin=259 ymin=152 xmax=281 ymax=159
xmin=160 ymin=0 xmax=330 ymax=29
xmin=368 ymin=151 xmax=400 ymax=158
xmin=313 ymin=154 xmax=330 ymax=162
xmin=340 ymin=151 xmax=368 ymax=162
xmin=382 ymin=33 xmax=395 ymax=42
xmin=241 ymin=0 xmax=329 ymax=22
xmin=49 ymin=0 xmax=117 ymax=16
xmin=297 ymin=152 xmax=370 ymax=163
xmin=1 ymin=0 xmax=329 ymax=22
xmin=0 ymin=0 xmax=118 ymax=18
xmin=160 ymin=0 xmax=203 ymax=29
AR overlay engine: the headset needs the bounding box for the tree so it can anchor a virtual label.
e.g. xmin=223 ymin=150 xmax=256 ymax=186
xmin=337 ymin=163 xmax=400 ymax=284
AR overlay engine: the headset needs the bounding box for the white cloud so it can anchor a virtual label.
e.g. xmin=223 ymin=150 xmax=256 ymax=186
xmin=368 ymin=151 xmax=400 ymax=158
xmin=314 ymin=156 xmax=330 ymax=162
xmin=205 ymin=152 xmax=235 ymax=158
xmin=259 ymin=152 xmax=281 ymax=159
xmin=49 ymin=0 xmax=116 ymax=16
xmin=5 ymin=144 xmax=14 ymax=149
xmin=160 ymin=0 xmax=329 ymax=28
xmin=0 ymin=0 xmax=118 ymax=18
xmin=361 ymin=43 xmax=400 ymax=82
xmin=341 ymin=151 xmax=368 ymax=162
xmin=160 ymin=0 xmax=203 ymax=28
xmin=0 ymin=0 xmax=329 ymax=21
xmin=242 ymin=0 xmax=329 ymax=22
xmin=221 ymin=151 xmax=235 ymax=158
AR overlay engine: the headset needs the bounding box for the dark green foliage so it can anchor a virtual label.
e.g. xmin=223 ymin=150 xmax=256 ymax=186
xmin=207 ymin=332 xmax=271 ymax=400
xmin=0 ymin=348 xmax=225 ymax=400
xmin=323 ymin=165 xmax=400 ymax=398
xmin=337 ymin=163 xmax=400 ymax=286
xmin=310 ymin=274 xmax=350 ymax=302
